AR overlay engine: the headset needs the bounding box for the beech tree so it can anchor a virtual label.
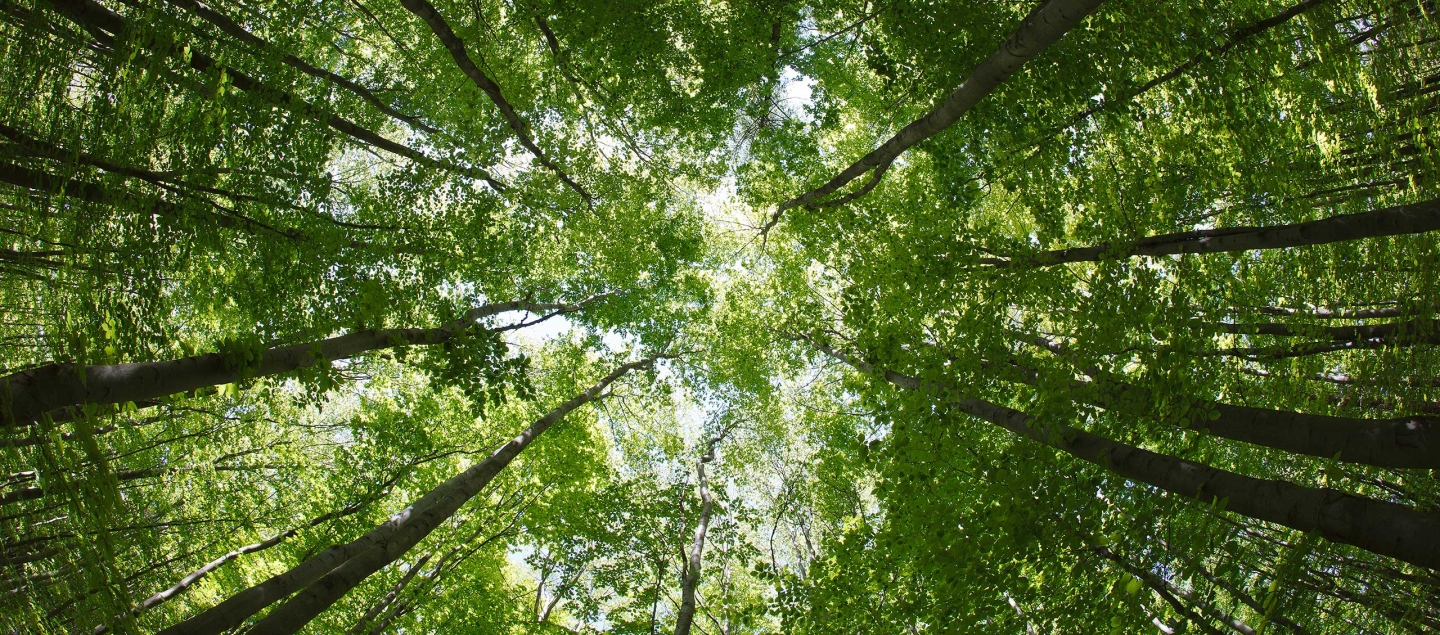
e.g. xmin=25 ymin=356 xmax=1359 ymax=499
xmin=2 ymin=0 xmax=1439 ymax=633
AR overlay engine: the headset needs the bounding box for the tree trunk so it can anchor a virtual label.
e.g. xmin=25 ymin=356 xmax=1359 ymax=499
xmin=163 ymin=0 xmax=437 ymax=134
xmin=1058 ymin=0 xmax=1328 ymax=134
xmin=0 ymin=298 xmax=596 ymax=426
xmin=1001 ymin=354 xmax=1440 ymax=468
xmin=810 ymin=340 xmax=1440 ymax=570
xmin=42 ymin=0 xmax=502 ymax=190
xmin=158 ymin=355 xmax=661 ymax=635
xmin=768 ymin=0 xmax=1107 ymax=225
xmin=674 ymin=451 xmax=715 ymax=635
xmin=396 ymin=0 xmax=590 ymax=204
xmin=990 ymin=197 xmax=1440 ymax=266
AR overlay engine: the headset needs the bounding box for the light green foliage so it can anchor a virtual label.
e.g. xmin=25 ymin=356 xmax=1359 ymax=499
xmin=2 ymin=0 xmax=1439 ymax=633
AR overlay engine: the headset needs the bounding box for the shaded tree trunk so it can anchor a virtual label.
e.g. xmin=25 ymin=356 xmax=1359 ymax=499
xmin=767 ymin=0 xmax=1108 ymax=228
xmin=157 ymin=355 xmax=663 ymax=635
xmin=674 ymin=449 xmax=715 ymax=635
xmin=396 ymin=0 xmax=590 ymax=203
xmin=42 ymin=0 xmax=502 ymax=190
xmin=987 ymin=197 xmax=1440 ymax=266
xmin=807 ymin=338 xmax=1440 ymax=570
xmin=1000 ymin=346 xmax=1440 ymax=468
xmin=163 ymin=0 xmax=438 ymax=134
xmin=0 ymin=298 xmax=598 ymax=426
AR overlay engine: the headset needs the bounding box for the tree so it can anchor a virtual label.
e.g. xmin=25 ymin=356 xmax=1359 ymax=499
xmin=2 ymin=0 xmax=1438 ymax=633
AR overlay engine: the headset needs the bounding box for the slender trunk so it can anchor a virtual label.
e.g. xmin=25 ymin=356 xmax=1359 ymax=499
xmin=1095 ymin=546 xmax=1252 ymax=635
xmin=0 ymin=123 xmax=396 ymax=234
xmin=0 ymin=298 xmax=596 ymax=426
xmin=0 ymin=160 xmax=296 ymax=240
xmin=767 ymin=0 xmax=1107 ymax=227
xmin=673 ymin=452 xmax=714 ymax=635
xmin=1058 ymin=0 xmax=1328 ymax=134
xmin=1250 ymin=305 xmax=1405 ymax=319
xmin=42 ymin=0 xmax=502 ymax=190
xmin=808 ymin=339 xmax=1440 ymax=569
xmin=396 ymin=0 xmax=591 ymax=204
xmin=348 ymin=553 xmax=431 ymax=635
xmin=1035 ymin=363 xmax=1440 ymax=468
xmin=91 ymin=498 xmax=371 ymax=634
xmin=1206 ymin=317 xmax=1438 ymax=340
xmin=994 ymin=339 xmax=1439 ymax=468
xmin=1188 ymin=560 xmax=1314 ymax=635
xmin=988 ymin=197 xmax=1440 ymax=266
xmin=157 ymin=355 xmax=661 ymax=635
xmin=163 ymin=0 xmax=437 ymax=134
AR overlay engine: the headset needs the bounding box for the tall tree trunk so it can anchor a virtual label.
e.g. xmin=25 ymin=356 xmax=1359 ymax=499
xmin=396 ymin=0 xmax=591 ymax=204
xmin=0 ymin=298 xmax=598 ymax=426
xmin=156 ymin=355 xmax=663 ymax=635
xmin=766 ymin=0 xmax=1108 ymax=229
xmin=999 ymin=345 xmax=1440 ymax=468
xmin=986 ymin=197 xmax=1440 ymax=266
xmin=807 ymin=338 xmax=1440 ymax=570
xmin=674 ymin=449 xmax=715 ymax=635
xmin=41 ymin=0 xmax=503 ymax=190
xmin=0 ymin=159 xmax=296 ymax=240
xmin=1054 ymin=0 xmax=1329 ymax=137
xmin=163 ymin=0 xmax=437 ymax=134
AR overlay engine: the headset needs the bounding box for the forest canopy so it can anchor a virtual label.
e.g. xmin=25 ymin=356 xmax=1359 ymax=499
xmin=2 ymin=0 xmax=1439 ymax=633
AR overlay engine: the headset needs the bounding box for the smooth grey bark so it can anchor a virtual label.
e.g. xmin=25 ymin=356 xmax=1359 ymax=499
xmin=1058 ymin=0 xmax=1328 ymax=133
xmin=987 ymin=197 xmax=1440 ymax=266
xmin=673 ymin=448 xmax=716 ymax=635
xmin=235 ymin=356 xmax=663 ymax=635
xmin=1207 ymin=317 xmax=1439 ymax=341
xmin=43 ymin=0 xmax=503 ymax=190
xmin=0 ymin=159 xmax=295 ymax=240
xmin=0 ymin=297 xmax=600 ymax=426
xmin=809 ymin=339 xmax=1440 ymax=570
xmin=765 ymin=0 xmax=1107 ymax=230
xmin=1010 ymin=355 xmax=1440 ymax=468
xmin=164 ymin=0 xmax=438 ymax=134
xmin=397 ymin=0 xmax=592 ymax=204
xmin=1094 ymin=546 xmax=1251 ymax=635
xmin=981 ymin=337 xmax=1440 ymax=468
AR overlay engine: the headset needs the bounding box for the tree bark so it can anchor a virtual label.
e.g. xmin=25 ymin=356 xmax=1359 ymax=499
xmin=1057 ymin=0 xmax=1328 ymax=134
xmin=989 ymin=197 xmax=1440 ymax=266
xmin=0 ymin=298 xmax=600 ymax=426
xmin=42 ymin=0 xmax=503 ymax=190
xmin=982 ymin=339 xmax=1439 ymax=468
xmin=674 ymin=449 xmax=715 ymax=635
xmin=0 ymin=159 xmax=296 ymax=240
xmin=397 ymin=0 xmax=591 ymax=204
xmin=90 ymin=497 xmax=372 ymax=634
xmin=163 ymin=0 xmax=438 ymax=134
xmin=766 ymin=0 xmax=1107 ymax=228
xmin=1094 ymin=546 xmax=1253 ymax=635
xmin=1206 ymin=317 xmax=1439 ymax=341
xmin=808 ymin=339 xmax=1440 ymax=570
xmin=1028 ymin=362 xmax=1440 ymax=469
xmin=233 ymin=355 xmax=663 ymax=635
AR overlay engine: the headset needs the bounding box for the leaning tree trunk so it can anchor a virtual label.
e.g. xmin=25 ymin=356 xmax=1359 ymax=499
xmin=808 ymin=339 xmax=1440 ymax=570
xmin=673 ymin=449 xmax=716 ymax=635
xmin=162 ymin=0 xmax=437 ymax=134
xmin=986 ymin=197 xmax=1440 ymax=267
xmin=157 ymin=355 xmax=663 ymax=635
xmin=764 ymin=0 xmax=1108 ymax=229
xmin=0 ymin=298 xmax=598 ymax=426
xmin=997 ymin=345 xmax=1440 ymax=468
xmin=42 ymin=0 xmax=502 ymax=189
